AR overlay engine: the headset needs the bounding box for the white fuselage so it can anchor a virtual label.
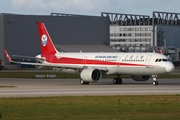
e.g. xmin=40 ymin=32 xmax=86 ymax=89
xmin=40 ymin=52 xmax=174 ymax=75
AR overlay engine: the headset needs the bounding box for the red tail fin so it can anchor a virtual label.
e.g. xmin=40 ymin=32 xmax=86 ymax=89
xmin=38 ymin=22 xmax=57 ymax=54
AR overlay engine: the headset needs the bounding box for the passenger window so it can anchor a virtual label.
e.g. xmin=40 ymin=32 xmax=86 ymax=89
xmin=155 ymin=59 xmax=158 ymax=62
xmin=158 ymin=59 xmax=162 ymax=62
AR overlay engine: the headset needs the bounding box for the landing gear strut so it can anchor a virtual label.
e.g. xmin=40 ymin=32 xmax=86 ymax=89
xmin=80 ymin=79 xmax=89 ymax=85
xmin=152 ymin=75 xmax=159 ymax=85
xmin=113 ymin=77 xmax=122 ymax=84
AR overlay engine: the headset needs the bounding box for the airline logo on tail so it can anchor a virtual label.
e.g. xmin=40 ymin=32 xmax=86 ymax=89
xmin=41 ymin=34 xmax=48 ymax=46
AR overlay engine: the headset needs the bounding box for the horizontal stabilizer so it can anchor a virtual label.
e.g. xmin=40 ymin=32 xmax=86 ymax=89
xmin=12 ymin=55 xmax=45 ymax=61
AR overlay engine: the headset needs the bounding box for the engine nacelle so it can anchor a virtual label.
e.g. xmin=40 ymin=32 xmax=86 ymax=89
xmin=80 ymin=68 xmax=102 ymax=82
xmin=131 ymin=75 xmax=150 ymax=81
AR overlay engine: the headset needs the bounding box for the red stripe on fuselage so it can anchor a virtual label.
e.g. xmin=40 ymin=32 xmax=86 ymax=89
xmin=41 ymin=54 xmax=146 ymax=66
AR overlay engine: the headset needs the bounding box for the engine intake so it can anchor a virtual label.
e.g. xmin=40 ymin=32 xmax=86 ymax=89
xmin=131 ymin=75 xmax=150 ymax=81
xmin=80 ymin=68 xmax=102 ymax=82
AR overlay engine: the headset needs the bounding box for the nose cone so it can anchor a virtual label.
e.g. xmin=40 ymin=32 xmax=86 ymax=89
xmin=166 ymin=63 xmax=175 ymax=73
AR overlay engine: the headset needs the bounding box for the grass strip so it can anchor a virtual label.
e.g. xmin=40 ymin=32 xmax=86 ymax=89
xmin=0 ymin=95 xmax=180 ymax=120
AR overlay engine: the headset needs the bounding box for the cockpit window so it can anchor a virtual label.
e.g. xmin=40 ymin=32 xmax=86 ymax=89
xmin=162 ymin=59 xmax=168 ymax=62
xmin=155 ymin=58 xmax=169 ymax=62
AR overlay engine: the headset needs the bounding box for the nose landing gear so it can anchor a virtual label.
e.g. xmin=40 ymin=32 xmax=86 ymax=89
xmin=152 ymin=75 xmax=159 ymax=85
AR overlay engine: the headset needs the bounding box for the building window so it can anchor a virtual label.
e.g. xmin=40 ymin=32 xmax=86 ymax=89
xmin=146 ymin=28 xmax=151 ymax=31
xmin=136 ymin=33 xmax=141 ymax=36
xmin=145 ymin=33 xmax=151 ymax=36
xmin=131 ymin=28 xmax=136 ymax=31
xmin=141 ymin=33 xmax=145 ymax=36
xmin=132 ymin=33 xmax=135 ymax=36
xmin=136 ymin=28 xmax=140 ymax=31
xmin=123 ymin=28 xmax=127 ymax=31
xmin=141 ymin=28 xmax=145 ymax=31
xmin=131 ymin=39 xmax=135 ymax=42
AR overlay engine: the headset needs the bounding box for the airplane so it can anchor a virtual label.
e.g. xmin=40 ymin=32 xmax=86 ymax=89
xmin=4 ymin=22 xmax=175 ymax=86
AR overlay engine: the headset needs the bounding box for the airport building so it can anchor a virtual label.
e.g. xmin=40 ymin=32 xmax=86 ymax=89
xmin=1 ymin=11 xmax=180 ymax=67
xmin=102 ymin=12 xmax=180 ymax=56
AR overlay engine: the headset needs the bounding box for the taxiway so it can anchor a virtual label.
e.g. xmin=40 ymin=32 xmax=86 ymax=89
xmin=0 ymin=78 xmax=179 ymax=97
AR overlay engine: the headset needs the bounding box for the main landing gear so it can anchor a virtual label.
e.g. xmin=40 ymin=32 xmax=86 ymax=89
xmin=80 ymin=79 xmax=89 ymax=85
xmin=152 ymin=75 xmax=159 ymax=86
xmin=113 ymin=77 xmax=122 ymax=84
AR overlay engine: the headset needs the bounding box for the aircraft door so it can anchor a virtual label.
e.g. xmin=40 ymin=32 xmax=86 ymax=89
xmin=145 ymin=55 xmax=152 ymax=68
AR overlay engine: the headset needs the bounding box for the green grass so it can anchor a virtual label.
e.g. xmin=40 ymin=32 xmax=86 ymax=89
xmin=0 ymin=95 xmax=180 ymax=120
xmin=0 ymin=72 xmax=180 ymax=78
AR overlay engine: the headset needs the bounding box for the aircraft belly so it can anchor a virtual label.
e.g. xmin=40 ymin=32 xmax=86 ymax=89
xmin=116 ymin=66 xmax=166 ymax=75
xmin=106 ymin=67 xmax=117 ymax=75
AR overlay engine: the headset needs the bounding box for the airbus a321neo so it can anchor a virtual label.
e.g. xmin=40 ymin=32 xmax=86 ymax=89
xmin=4 ymin=22 xmax=175 ymax=85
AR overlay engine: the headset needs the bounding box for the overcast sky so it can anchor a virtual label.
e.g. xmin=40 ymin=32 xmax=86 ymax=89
xmin=1 ymin=0 xmax=180 ymax=16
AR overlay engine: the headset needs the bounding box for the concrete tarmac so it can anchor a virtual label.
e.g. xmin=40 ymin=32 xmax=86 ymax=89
xmin=0 ymin=78 xmax=180 ymax=97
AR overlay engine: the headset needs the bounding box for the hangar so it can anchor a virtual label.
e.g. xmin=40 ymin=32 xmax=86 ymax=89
xmin=0 ymin=13 xmax=111 ymax=65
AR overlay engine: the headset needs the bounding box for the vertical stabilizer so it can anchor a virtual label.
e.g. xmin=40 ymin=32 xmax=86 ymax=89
xmin=38 ymin=22 xmax=58 ymax=54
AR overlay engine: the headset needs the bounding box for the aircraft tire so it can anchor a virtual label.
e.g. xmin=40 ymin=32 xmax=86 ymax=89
xmin=118 ymin=78 xmax=122 ymax=84
xmin=113 ymin=78 xmax=118 ymax=84
xmin=153 ymin=81 xmax=159 ymax=86
xmin=85 ymin=82 xmax=89 ymax=85
xmin=80 ymin=79 xmax=85 ymax=85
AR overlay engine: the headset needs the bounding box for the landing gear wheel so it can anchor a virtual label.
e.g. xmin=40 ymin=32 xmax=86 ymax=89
xmin=80 ymin=79 xmax=84 ymax=85
xmin=85 ymin=82 xmax=89 ymax=85
xmin=153 ymin=81 xmax=159 ymax=86
xmin=118 ymin=78 xmax=122 ymax=84
xmin=113 ymin=78 xmax=118 ymax=84
xmin=80 ymin=79 xmax=89 ymax=85
xmin=152 ymin=75 xmax=159 ymax=86
xmin=113 ymin=78 xmax=122 ymax=84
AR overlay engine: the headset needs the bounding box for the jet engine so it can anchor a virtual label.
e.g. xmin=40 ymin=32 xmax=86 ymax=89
xmin=131 ymin=75 xmax=150 ymax=81
xmin=80 ymin=68 xmax=102 ymax=82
